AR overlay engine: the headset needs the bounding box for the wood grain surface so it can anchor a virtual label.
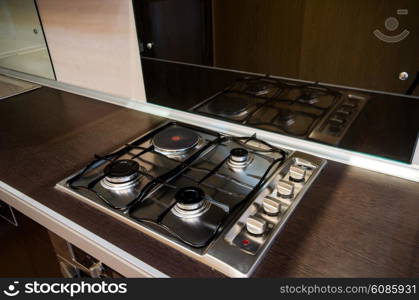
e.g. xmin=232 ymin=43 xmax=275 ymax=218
xmin=0 ymin=87 xmax=418 ymax=277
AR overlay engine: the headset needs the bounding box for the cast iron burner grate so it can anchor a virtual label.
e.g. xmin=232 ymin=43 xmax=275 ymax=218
xmin=66 ymin=123 xmax=286 ymax=248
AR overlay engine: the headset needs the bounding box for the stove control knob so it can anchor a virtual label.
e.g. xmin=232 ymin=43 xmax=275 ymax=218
xmin=246 ymin=216 xmax=267 ymax=236
xmin=277 ymin=181 xmax=294 ymax=198
xmin=262 ymin=198 xmax=282 ymax=215
xmin=329 ymin=124 xmax=342 ymax=133
xmin=342 ymin=99 xmax=358 ymax=108
xmin=329 ymin=116 xmax=345 ymax=126
xmin=336 ymin=108 xmax=352 ymax=116
xmin=289 ymin=165 xmax=306 ymax=183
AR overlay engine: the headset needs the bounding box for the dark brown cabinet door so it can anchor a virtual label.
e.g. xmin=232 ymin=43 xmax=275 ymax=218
xmin=142 ymin=0 xmax=418 ymax=95
xmin=134 ymin=0 xmax=213 ymax=65
xmin=0 ymin=204 xmax=60 ymax=277
xmin=298 ymin=0 xmax=419 ymax=95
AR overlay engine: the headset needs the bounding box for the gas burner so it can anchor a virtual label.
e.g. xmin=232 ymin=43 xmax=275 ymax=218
xmin=172 ymin=187 xmax=211 ymax=218
xmin=244 ymin=81 xmax=275 ymax=96
xmin=276 ymin=109 xmax=296 ymax=126
xmin=152 ymin=127 xmax=201 ymax=157
xmin=208 ymin=94 xmax=250 ymax=117
xmin=227 ymin=148 xmax=252 ymax=169
xmin=298 ymin=91 xmax=319 ymax=104
xmin=101 ymin=159 xmax=142 ymax=190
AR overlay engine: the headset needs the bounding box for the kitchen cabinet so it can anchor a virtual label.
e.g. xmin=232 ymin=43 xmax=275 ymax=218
xmin=138 ymin=0 xmax=419 ymax=95
xmin=0 ymin=201 xmax=60 ymax=277
xmin=213 ymin=0 xmax=419 ymax=95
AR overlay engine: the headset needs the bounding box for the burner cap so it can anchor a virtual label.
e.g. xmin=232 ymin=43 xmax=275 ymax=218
xmin=230 ymin=148 xmax=249 ymax=163
xmin=228 ymin=148 xmax=252 ymax=169
xmin=175 ymin=186 xmax=204 ymax=207
xmin=172 ymin=187 xmax=210 ymax=218
xmin=245 ymin=81 xmax=273 ymax=96
xmin=105 ymin=159 xmax=139 ymax=179
xmin=152 ymin=127 xmax=201 ymax=155
xmin=103 ymin=160 xmax=141 ymax=187
xmin=208 ymin=94 xmax=250 ymax=117
xmin=298 ymin=92 xmax=319 ymax=104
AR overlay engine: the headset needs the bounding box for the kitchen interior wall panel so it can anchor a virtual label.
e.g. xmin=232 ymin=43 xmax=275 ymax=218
xmin=212 ymin=0 xmax=419 ymax=95
xmin=213 ymin=0 xmax=306 ymax=79
xmin=36 ymin=0 xmax=146 ymax=101
xmin=299 ymin=0 xmax=419 ymax=95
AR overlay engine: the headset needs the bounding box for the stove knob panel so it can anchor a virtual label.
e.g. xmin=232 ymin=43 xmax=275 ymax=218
xmin=262 ymin=198 xmax=282 ymax=215
xmin=289 ymin=165 xmax=306 ymax=182
xmin=277 ymin=181 xmax=294 ymax=198
xmin=246 ymin=216 xmax=267 ymax=236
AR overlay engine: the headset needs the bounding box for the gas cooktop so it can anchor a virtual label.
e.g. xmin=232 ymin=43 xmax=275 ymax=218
xmin=193 ymin=77 xmax=369 ymax=145
xmin=56 ymin=122 xmax=326 ymax=277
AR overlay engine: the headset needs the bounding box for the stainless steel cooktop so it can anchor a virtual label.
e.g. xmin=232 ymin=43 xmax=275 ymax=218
xmin=193 ymin=77 xmax=369 ymax=146
xmin=56 ymin=122 xmax=326 ymax=277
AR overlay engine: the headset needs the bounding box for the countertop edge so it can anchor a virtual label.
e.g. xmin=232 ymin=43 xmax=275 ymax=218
xmin=0 ymin=181 xmax=169 ymax=278
xmin=1 ymin=68 xmax=418 ymax=183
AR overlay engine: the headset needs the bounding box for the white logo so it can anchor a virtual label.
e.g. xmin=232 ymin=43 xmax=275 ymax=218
xmin=373 ymin=9 xmax=410 ymax=43
xmin=3 ymin=281 xmax=20 ymax=297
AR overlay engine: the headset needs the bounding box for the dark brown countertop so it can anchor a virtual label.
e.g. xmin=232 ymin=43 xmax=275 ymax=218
xmin=0 ymin=87 xmax=418 ymax=277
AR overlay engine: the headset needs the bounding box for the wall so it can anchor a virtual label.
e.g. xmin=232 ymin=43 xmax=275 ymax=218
xmin=36 ymin=0 xmax=146 ymax=101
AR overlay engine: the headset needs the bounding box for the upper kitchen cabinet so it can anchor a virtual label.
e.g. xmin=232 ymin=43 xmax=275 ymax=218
xmin=211 ymin=0 xmax=419 ymax=95
xmin=0 ymin=0 xmax=54 ymax=79
xmin=134 ymin=0 xmax=419 ymax=164
xmin=136 ymin=0 xmax=419 ymax=95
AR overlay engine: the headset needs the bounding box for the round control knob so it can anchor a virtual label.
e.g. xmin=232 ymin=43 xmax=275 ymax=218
xmin=246 ymin=216 xmax=267 ymax=236
xmin=277 ymin=180 xmax=294 ymax=198
xmin=262 ymin=198 xmax=282 ymax=215
xmin=289 ymin=165 xmax=306 ymax=183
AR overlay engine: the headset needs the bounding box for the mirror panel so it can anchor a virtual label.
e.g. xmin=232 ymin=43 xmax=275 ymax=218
xmin=133 ymin=0 xmax=419 ymax=164
xmin=0 ymin=0 xmax=55 ymax=79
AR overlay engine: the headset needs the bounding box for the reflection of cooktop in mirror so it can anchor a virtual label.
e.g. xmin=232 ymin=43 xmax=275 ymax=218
xmin=194 ymin=76 xmax=368 ymax=144
xmin=134 ymin=1 xmax=419 ymax=164
xmin=207 ymin=93 xmax=251 ymax=118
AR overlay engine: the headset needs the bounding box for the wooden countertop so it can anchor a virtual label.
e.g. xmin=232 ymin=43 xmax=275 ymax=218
xmin=0 ymin=87 xmax=418 ymax=277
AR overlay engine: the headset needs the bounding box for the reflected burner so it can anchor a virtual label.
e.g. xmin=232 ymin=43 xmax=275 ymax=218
xmin=172 ymin=187 xmax=210 ymax=218
xmin=244 ymin=81 xmax=274 ymax=96
xmin=101 ymin=159 xmax=141 ymax=190
xmin=152 ymin=127 xmax=201 ymax=156
xmin=298 ymin=91 xmax=319 ymax=104
xmin=208 ymin=94 xmax=250 ymax=117
xmin=276 ymin=109 xmax=296 ymax=126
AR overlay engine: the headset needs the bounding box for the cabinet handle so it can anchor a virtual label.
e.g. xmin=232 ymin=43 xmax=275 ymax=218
xmin=399 ymin=71 xmax=409 ymax=81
